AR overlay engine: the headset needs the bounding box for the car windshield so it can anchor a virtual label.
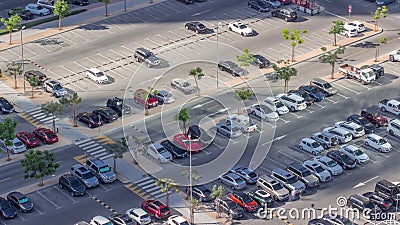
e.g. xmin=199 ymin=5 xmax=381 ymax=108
xmin=198 ymin=24 xmax=206 ymax=29
xmin=160 ymin=207 xmax=169 ymax=213
xmin=345 ymin=133 xmax=352 ymax=139
xmin=18 ymin=197 xmax=29 ymax=204
xmin=82 ymin=172 xmax=94 ymax=179
xmin=239 ymin=24 xmax=247 ymax=29
xmin=242 ymin=195 xmax=254 ymax=204
xmin=70 ymin=180 xmax=81 ymax=187
xmin=355 ymin=127 xmax=363 ymax=132
xmin=248 ymin=172 xmax=257 ymax=178
xmin=287 ymin=176 xmax=298 ymax=184
xmin=182 ymin=82 xmax=190 ymax=87
xmin=99 ymin=166 xmax=111 ymax=173
xmin=46 ymin=133 xmax=55 ymax=138
xmin=14 ymin=141 xmax=24 ymax=147
xmin=104 ymin=223 xmax=113 ymax=225
xmin=260 ymin=105 xmax=270 ymax=112
xmin=354 ymin=149 xmax=364 ymax=156
xmin=0 ymin=202 xmax=11 ymax=210
xmin=235 ymin=178 xmax=243 ymax=184
xmin=140 ymin=214 xmax=150 ymax=219
xmin=272 ymin=183 xmax=283 ymax=190
xmin=54 ymin=83 xmax=63 ymax=91
xmin=95 ymin=72 xmax=104 ymax=77
xmin=37 ymin=5 xmax=44 ymax=10
xmin=157 ymin=147 xmax=168 ymax=154
xmin=309 ymin=88 xmax=319 ymax=94
xmin=323 ymin=83 xmax=332 ymax=89
xmin=359 ymin=118 xmax=368 ymax=125
xmin=311 ymin=142 xmax=320 ymax=148
xmin=275 ymin=101 xmax=284 ymax=108
xmin=28 ymin=136 xmax=36 ymax=141
xmin=327 ymin=160 xmax=337 ymax=167
xmin=377 ymin=138 xmax=387 ymax=145
xmin=314 ymin=165 xmax=324 ymax=173
xmin=302 ymin=170 xmax=312 ymax=177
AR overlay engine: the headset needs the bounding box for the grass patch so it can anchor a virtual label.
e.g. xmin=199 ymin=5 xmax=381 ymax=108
xmin=0 ymin=9 xmax=87 ymax=36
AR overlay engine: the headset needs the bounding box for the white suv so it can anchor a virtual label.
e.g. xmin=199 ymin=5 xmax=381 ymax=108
xmin=344 ymin=21 xmax=366 ymax=32
xmin=388 ymin=119 xmax=400 ymax=137
xmin=276 ymin=93 xmax=307 ymax=112
xmin=299 ymin=138 xmax=324 ymax=155
xmin=86 ymin=68 xmax=108 ymax=84
xmin=264 ymin=97 xmax=289 ymax=115
xmin=90 ymin=216 xmax=112 ymax=225
xmin=322 ymin=127 xmax=352 ymax=144
xmin=334 ymin=121 xmax=365 ymax=138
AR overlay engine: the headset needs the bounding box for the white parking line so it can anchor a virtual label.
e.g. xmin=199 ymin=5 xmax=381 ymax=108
xmin=212 ymin=142 xmax=224 ymax=149
xmin=372 ymin=80 xmax=383 ymax=85
xmin=251 ymin=162 xmax=272 ymax=173
xmin=125 ymin=13 xmax=145 ymax=22
xmin=305 ymin=108 xmax=314 ymax=113
xmin=17 ymin=213 xmax=26 ymax=220
xmin=346 ymin=79 xmax=373 ymax=90
xmin=34 ymin=207 xmax=45 ymax=215
xmin=104 ymin=18 xmax=124 ymax=30
xmin=144 ymin=38 xmax=163 ymax=48
xmin=140 ymin=9 xmax=159 ymax=20
xmin=269 ymin=47 xmax=291 ymax=58
xmin=303 ymin=36 xmax=326 ymax=46
xmin=314 ymin=103 xmax=325 ymax=108
xmin=151 ymin=6 xmax=170 ymax=16
xmin=159 ymin=34 xmax=199 ymax=55
xmin=279 ymin=43 xmax=305 ymax=54
xmin=311 ymin=32 xmax=332 ymax=42
xmin=335 ymin=92 xmax=350 ymax=99
xmin=279 ymin=151 xmax=303 ymax=163
xmin=69 ymin=30 xmax=90 ymax=42
xmin=267 ymin=157 xmax=287 ymax=168
xmin=325 ymin=98 xmax=337 ymax=104
xmin=23 ymin=45 xmax=40 ymax=56
xmin=53 ymin=186 xmax=79 ymax=203
xmin=36 ymin=190 xmax=61 ymax=209
xmin=333 ymin=82 xmax=361 ymax=95
xmin=288 ymin=112 xmax=302 ymax=118
xmin=324 ymin=11 xmax=347 ymax=20
xmin=57 ymin=33 xmax=77 ymax=44
xmin=96 ymin=53 xmax=131 ymax=78
xmin=161 ymin=2 xmax=181 ymax=12
xmin=279 ymin=117 xmax=290 ymax=123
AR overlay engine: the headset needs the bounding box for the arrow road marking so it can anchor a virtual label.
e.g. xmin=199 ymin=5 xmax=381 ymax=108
xmin=261 ymin=134 xmax=287 ymax=146
xmin=353 ymin=176 xmax=379 ymax=189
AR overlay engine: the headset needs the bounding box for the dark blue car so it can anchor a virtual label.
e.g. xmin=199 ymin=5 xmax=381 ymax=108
xmin=299 ymin=85 xmax=326 ymax=102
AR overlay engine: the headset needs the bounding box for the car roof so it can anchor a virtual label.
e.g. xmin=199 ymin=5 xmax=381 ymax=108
xmin=367 ymin=134 xmax=381 ymax=139
xmin=89 ymin=68 xmax=101 ymax=73
xmin=92 ymin=216 xmax=110 ymax=223
xmin=172 ymin=78 xmax=185 ymax=83
xmin=170 ymin=215 xmax=187 ymax=223
xmin=131 ymin=208 xmax=147 ymax=216
xmin=302 ymin=137 xmax=316 ymax=143
xmin=8 ymin=191 xmax=25 ymax=199
xmin=311 ymin=78 xmax=326 ymax=83
xmin=224 ymin=172 xmax=240 ymax=179
xmin=136 ymin=47 xmax=151 ymax=54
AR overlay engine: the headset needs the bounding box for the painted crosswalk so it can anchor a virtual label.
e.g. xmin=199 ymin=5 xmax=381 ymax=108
xmin=19 ymin=107 xmax=60 ymax=126
xmin=74 ymin=135 xmax=115 ymax=161
xmin=124 ymin=176 xmax=167 ymax=200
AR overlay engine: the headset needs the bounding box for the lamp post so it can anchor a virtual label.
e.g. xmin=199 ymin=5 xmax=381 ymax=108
xmin=216 ymin=22 xmax=222 ymax=89
xmin=15 ymin=26 xmax=26 ymax=95
xmin=183 ymin=135 xmax=199 ymax=224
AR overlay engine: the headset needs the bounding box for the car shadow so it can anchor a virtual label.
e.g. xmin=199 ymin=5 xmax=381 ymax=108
xmin=350 ymin=41 xmax=379 ymax=49
xmin=153 ymin=58 xmax=170 ymax=69
xmin=77 ymin=23 xmax=110 ymax=31
xmin=32 ymin=38 xmax=64 ymax=46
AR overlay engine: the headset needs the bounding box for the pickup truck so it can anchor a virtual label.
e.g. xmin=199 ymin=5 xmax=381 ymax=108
xmin=389 ymin=49 xmax=400 ymax=62
xmin=338 ymin=64 xmax=376 ymax=84
xmin=378 ymin=99 xmax=400 ymax=116
xmin=360 ymin=64 xmax=384 ymax=78
xmin=226 ymin=114 xmax=257 ymax=133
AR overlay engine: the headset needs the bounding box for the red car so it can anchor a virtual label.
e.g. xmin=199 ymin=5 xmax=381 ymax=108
xmin=33 ymin=128 xmax=58 ymax=144
xmin=16 ymin=132 xmax=40 ymax=148
xmin=229 ymin=192 xmax=258 ymax=212
xmin=141 ymin=199 xmax=170 ymax=219
xmin=173 ymin=134 xmax=201 ymax=153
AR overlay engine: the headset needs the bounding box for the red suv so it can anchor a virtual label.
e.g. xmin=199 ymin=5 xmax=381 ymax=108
xmin=229 ymin=192 xmax=258 ymax=212
xmin=16 ymin=132 xmax=40 ymax=148
xmin=361 ymin=108 xmax=388 ymax=128
xmin=141 ymin=200 xmax=170 ymax=219
xmin=33 ymin=128 xmax=58 ymax=144
xmin=134 ymin=89 xmax=158 ymax=108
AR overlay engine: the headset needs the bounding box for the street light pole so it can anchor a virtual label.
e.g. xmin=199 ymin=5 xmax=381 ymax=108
xmin=20 ymin=26 xmax=26 ymax=95
xmin=216 ymin=22 xmax=222 ymax=89
xmin=183 ymin=136 xmax=199 ymax=225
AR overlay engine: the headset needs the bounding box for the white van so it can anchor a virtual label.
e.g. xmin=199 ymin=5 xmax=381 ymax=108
xmin=322 ymin=127 xmax=352 ymax=144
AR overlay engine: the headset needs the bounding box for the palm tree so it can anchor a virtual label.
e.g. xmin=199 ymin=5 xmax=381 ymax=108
xmin=282 ymin=28 xmax=307 ymax=62
xmin=272 ymin=60 xmax=298 ymax=93
xmin=174 ymin=108 xmax=190 ymax=135
xmin=106 ymin=137 xmax=128 ymax=173
xmin=189 ymin=67 xmax=205 ymax=96
xmin=6 ymin=62 xmax=23 ymax=88
xmin=319 ymin=46 xmax=346 ymax=79
xmin=41 ymin=101 xmax=64 ymax=133
xmin=234 ymin=89 xmax=253 ymax=114
xmin=155 ymin=178 xmax=179 ymax=207
xmin=328 ymin=20 xmax=345 ymax=46
xmin=60 ymin=92 xmax=82 ymax=127
xmin=211 ymin=185 xmax=225 ymax=218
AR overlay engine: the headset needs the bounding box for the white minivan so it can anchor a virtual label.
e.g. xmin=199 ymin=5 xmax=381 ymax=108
xmin=387 ymin=119 xmax=400 ymax=137
xmin=276 ymin=93 xmax=307 ymax=112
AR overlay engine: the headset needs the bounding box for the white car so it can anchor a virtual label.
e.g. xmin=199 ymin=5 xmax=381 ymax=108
xmin=250 ymin=103 xmax=279 ymax=122
xmin=86 ymin=68 xmax=108 ymax=84
xmin=126 ymin=208 xmax=151 ymax=225
xmin=90 ymin=216 xmax=112 ymax=225
xmin=167 ymin=215 xmax=190 ymax=225
xmin=147 ymin=143 xmax=172 ymax=163
xmin=36 ymin=0 xmax=55 ymax=10
xmin=276 ymin=93 xmax=307 ymax=112
xmin=387 ymin=119 xmax=400 ymax=137
xmin=364 ymin=134 xmax=392 ymax=153
xmin=344 ymin=21 xmax=366 ymax=32
xmin=341 ymin=27 xmax=358 ymax=37
xmin=303 ymin=160 xmax=331 ymax=183
xmin=0 ymin=138 xmax=27 ymax=154
xmin=299 ymin=138 xmax=324 ymax=155
xmin=313 ymin=156 xmax=343 ymax=176
xmin=228 ymin=22 xmax=253 ymax=36
xmin=334 ymin=121 xmax=365 ymax=138
xmin=226 ymin=114 xmax=257 ymax=133
xmin=322 ymin=127 xmax=352 ymax=144
xmin=339 ymin=145 xmax=369 ymax=164
xmin=264 ymin=97 xmax=289 ymax=115
xmin=25 ymin=3 xmax=51 ymax=16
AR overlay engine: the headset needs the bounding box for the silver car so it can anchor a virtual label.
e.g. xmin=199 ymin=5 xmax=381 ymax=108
xmin=70 ymin=164 xmax=99 ymax=188
xmin=218 ymin=173 xmax=247 ymax=190
xmin=313 ymin=156 xmax=343 ymax=176
xmin=263 ymin=0 xmax=281 ymax=8
xmin=216 ymin=122 xmax=242 ymax=138
xmin=230 ymin=165 xmax=258 ymax=184
xmin=171 ymin=78 xmax=196 ymax=94
xmin=303 ymin=160 xmax=331 ymax=183
xmin=1 ymin=138 xmax=27 ymax=154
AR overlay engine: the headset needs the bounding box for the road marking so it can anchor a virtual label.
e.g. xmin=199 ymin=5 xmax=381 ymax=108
xmin=36 ymin=190 xmax=61 ymax=209
xmin=269 ymin=47 xmax=291 ymax=58
xmin=212 ymin=142 xmax=225 ymax=149
xmin=315 ymin=103 xmax=325 ymax=108
xmin=288 ymin=112 xmax=302 ymax=118
xmin=346 ymin=79 xmax=373 ymax=90
xmin=305 ymin=108 xmax=314 ymax=113
xmin=96 ymin=53 xmax=131 ymax=78
xmin=0 ymin=177 xmax=11 ymax=183
xmin=333 ymin=82 xmax=361 ymax=95
xmin=335 ymin=92 xmax=350 ymax=99
xmin=261 ymin=134 xmax=287 ymax=146
xmin=325 ymin=98 xmax=337 ymax=104
xmin=34 ymin=207 xmax=45 ymax=215
xmin=324 ymin=11 xmax=347 ymax=20
xmin=53 ymin=186 xmax=78 ymax=203
xmin=311 ymin=32 xmax=332 ymax=42
xmin=279 ymin=117 xmax=290 ymax=123
xmin=268 ymin=157 xmax=287 ymax=168
xmin=192 ymin=9 xmax=213 ymax=16
xmin=279 ymin=151 xmax=302 ymax=163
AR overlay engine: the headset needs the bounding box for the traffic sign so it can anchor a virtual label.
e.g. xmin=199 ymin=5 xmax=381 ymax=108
xmin=348 ymin=5 xmax=352 ymax=13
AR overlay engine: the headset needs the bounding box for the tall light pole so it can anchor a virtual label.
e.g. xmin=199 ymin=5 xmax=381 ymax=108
xmin=15 ymin=26 xmax=26 ymax=95
xmin=216 ymin=22 xmax=222 ymax=89
xmin=183 ymin=135 xmax=199 ymax=224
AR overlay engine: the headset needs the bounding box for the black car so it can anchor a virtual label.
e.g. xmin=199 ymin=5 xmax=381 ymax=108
xmin=271 ymin=9 xmax=297 ymax=22
xmin=58 ymin=174 xmax=86 ymax=197
xmin=253 ymin=54 xmax=270 ymax=68
xmin=248 ymin=0 xmax=270 ymax=13
xmin=347 ymin=194 xmax=383 ymax=220
xmin=362 ymin=192 xmax=393 ymax=211
xmin=70 ymin=0 xmax=89 ymax=6
xmin=177 ymin=0 xmax=193 ymax=4
xmin=299 ymin=85 xmax=326 ymax=102
xmin=160 ymin=140 xmax=187 ymax=158
xmin=106 ymin=97 xmax=131 ymax=117
xmin=321 ymin=214 xmax=354 ymax=225
xmin=77 ymin=112 xmax=103 ymax=128
xmin=326 ymin=150 xmax=356 ymax=169
xmin=0 ymin=197 xmax=17 ymax=219
xmin=218 ymin=61 xmax=246 ymax=76
xmin=0 ymin=97 xmax=15 ymax=114
xmin=185 ymin=21 xmax=207 ymax=34
xmin=109 ymin=213 xmax=137 ymax=225
xmin=213 ymin=198 xmax=244 ymax=220
xmin=6 ymin=192 xmax=33 ymax=213
xmin=347 ymin=114 xmax=375 ymax=134
xmin=187 ymin=125 xmax=214 ymax=147
xmin=93 ymin=107 xmax=118 ymax=123
xmin=186 ymin=185 xmax=213 ymax=202
xmin=288 ymin=89 xmax=314 ymax=106
xmin=24 ymin=70 xmax=48 ymax=86
xmin=8 ymin=8 xmax=34 ymax=20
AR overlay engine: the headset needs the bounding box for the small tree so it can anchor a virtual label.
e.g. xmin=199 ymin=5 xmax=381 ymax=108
xmin=106 ymin=137 xmax=128 ymax=173
xmin=174 ymin=108 xmax=190 ymax=135
xmin=6 ymin=62 xmax=23 ymax=88
xmin=181 ymin=169 xmax=202 ymax=224
xmin=0 ymin=118 xmax=18 ymax=161
xmin=41 ymin=101 xmax=64 ymax=133
xmin=272 ymin=60 xmax=298 ymax=93
xmin=282 ymin=28 xmax=308 ymax=62
xmin=373 ymin=6 xmax=388 ymax=32
xmin=211 ymin=185 xmax=225 ymax=218
xmin=60 ymin=92 xmax=82 ymax=127
xmin=155 ymin=178 xmax=179 ymax=207
xmin=189 ymin=67 xmax=205 ymax=96
xmin=319 ymin=46 xmax=346 ymax=79
xmin=234 ymin=88 xmax=253 ymax=114
xmin=128 ymin=136 xmax=149 ymax=165
xmin=0 ymin=14 xmax=22 ymax=45
xmin=20 ymin=150 xmax=59 ymax=186
xmin=329 ymin=20 xmax=345 ymax=46
xmin=236 ymin=48 xmax=256 ymax=70
xmin=53 ymin=0 xmax=71 ymax=30
xmin=96 ymin=0 xmax=110 ymax=17
xmin=27 ymin=75 xmax=39 ymax=98
xmin=375 ymin=37 xmax=387 ymax=62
